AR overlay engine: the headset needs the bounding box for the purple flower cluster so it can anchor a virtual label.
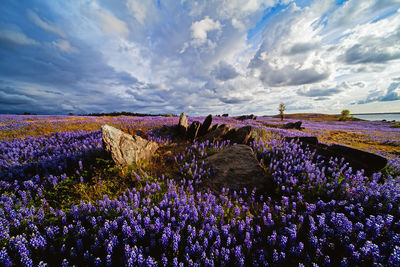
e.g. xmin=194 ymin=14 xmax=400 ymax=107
xmin=0 ymin=115 xmax=399 ymax=266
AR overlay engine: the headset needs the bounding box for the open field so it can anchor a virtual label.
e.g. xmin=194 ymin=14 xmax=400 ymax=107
xmin=0 ymin=114 xmax=400 ymax=266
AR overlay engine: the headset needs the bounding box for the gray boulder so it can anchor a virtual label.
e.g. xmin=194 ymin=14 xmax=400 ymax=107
xmin=204 ymin=144 xmax=272 ymax=192
xmin=101 ymin=124 xmax=159 ymax=166
xmin=178 ymin=112 xmax=188 ymax=136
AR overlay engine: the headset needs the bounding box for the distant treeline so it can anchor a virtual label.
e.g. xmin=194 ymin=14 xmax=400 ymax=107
xmin=81 ymin=111 xmax=177 ymax=117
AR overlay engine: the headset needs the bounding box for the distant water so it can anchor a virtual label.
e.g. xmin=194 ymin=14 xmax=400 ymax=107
xmin=353 ymin=113 xmax=400 ymax=121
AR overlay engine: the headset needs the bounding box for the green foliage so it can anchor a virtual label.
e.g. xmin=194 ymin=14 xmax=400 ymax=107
xmin=341 ymin=109 xmax=350 ymax=117
xmin=390 ymin=122 xmax=400 ymax=128
xmin=339 ymin=109 xmax=354 ymax=121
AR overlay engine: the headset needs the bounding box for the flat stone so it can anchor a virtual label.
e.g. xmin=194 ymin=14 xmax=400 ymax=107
xmin=101 ymin=125 xmax=159 ymax=166
xmin=204 ymin=144 xmax=272 ymax=192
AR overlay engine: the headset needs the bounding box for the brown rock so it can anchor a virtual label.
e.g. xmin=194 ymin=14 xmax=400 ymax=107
xmin=198 ymin=114 xmax=213 ymax=137
xmin=223 ymin=126 xmax=253 ymax=144
xmin=178 ymin=112 xmax=188 ymax=136
xmin=236 ymin=114 xmax=256 ymax=121
xmin=204 ymin=144 xmax=272 ymax=192
xmin=187 ymin=121 xmax=201 ymax=140
xmin=282 ymin=121 xmax=303 ymax=130
xmin=101 ymin=125 xmax=159 ymax=166
xmin=198 ymin=124 xmax=230 ymax=142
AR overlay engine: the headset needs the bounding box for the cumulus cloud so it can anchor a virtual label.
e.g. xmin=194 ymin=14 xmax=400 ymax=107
xmin=190 ymin=16 xmax=222 ymax=47
xmin=27 ymin=10 xmax=66 ymax=38
xmin=1 ymin=0 xmax=399 ymax=115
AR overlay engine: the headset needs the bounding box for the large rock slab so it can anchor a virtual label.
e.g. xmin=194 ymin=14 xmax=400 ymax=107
xmin=329 ymin=144 xmax=387 ymax=176
xmin=204 ymin=145 xmax=273 ymax=192
xmin=101 ymin=125 xmax=159 ymax=166
xmin=285 ymin=136 xmax=387 ymax=176
xmin=198 ymin=114 xmax=213 ymax=137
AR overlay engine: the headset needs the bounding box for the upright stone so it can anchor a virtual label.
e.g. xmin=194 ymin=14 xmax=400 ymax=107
xmin=187 ymin=121 xmax=201 ymax=140
xmin=101 ymin=124 xmax=159 ymax=166
xmin=198 ymin=124 xmax=230 ymax=143
xmin=178 ymin=112 xmax=188 ymax=136
xmin=223 ymin=126 xmax=253 ymax=144
xmin=198 ymin=114 xmax=213 ymax=137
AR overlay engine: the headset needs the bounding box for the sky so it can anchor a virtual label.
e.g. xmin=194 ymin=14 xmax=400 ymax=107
xmin=1 ymin=0 xmax=400 ymax=116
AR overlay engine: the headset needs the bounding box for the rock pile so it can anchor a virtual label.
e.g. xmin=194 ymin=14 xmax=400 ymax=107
xmin=175 ymin=113 xmax=253 ymax=145
xmin=101 ymin=125 xmax=159 ymax=166
xmin=285 ymin=136 xmax=387 ymax=176
xmin=235 ymin=114 xmax=257 ymax=121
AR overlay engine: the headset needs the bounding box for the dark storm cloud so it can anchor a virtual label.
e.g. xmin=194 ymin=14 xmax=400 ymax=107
xmin=343 ymin=43 xmax=400 ymax=65
xmin=285 ymin=42 xmax=320 ymax=55
xmin=219 ymin=95 xmax=253 ymax=104
xmin=212 ymin=61 xmax=239 ymax=81
xmin=297 ymin=87 xmax=343 ymax=97
xmin=256 ymin=63 xmax=330 ymax=87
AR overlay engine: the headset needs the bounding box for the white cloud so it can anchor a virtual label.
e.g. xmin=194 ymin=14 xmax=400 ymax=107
xmin=28 ymin=10 xmax=66 ymax=38
xmin=126 ymin=0 xmax=148 ymax=24
xmin=94 ymin=8 xmax=129 ymax=38
xmin=190 ymin=16 xmax=222 ymax=47
xmin=0 ymin=26 xmax=38 ymax=46
xmin=2 ymin=0 xmax=400 ymax=115
xmin=52 ymin=39 xmax=78 ymax=53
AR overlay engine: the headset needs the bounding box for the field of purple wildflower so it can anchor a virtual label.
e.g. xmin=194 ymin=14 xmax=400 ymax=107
xmin=0 ymin=114 xmax=400 ymax=266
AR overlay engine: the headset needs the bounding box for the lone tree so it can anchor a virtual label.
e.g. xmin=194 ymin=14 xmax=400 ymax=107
xmin=339 ymin=109 xmax=353 ymax=121
xmin=279 ymin=103 xmax=286 ymax=121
